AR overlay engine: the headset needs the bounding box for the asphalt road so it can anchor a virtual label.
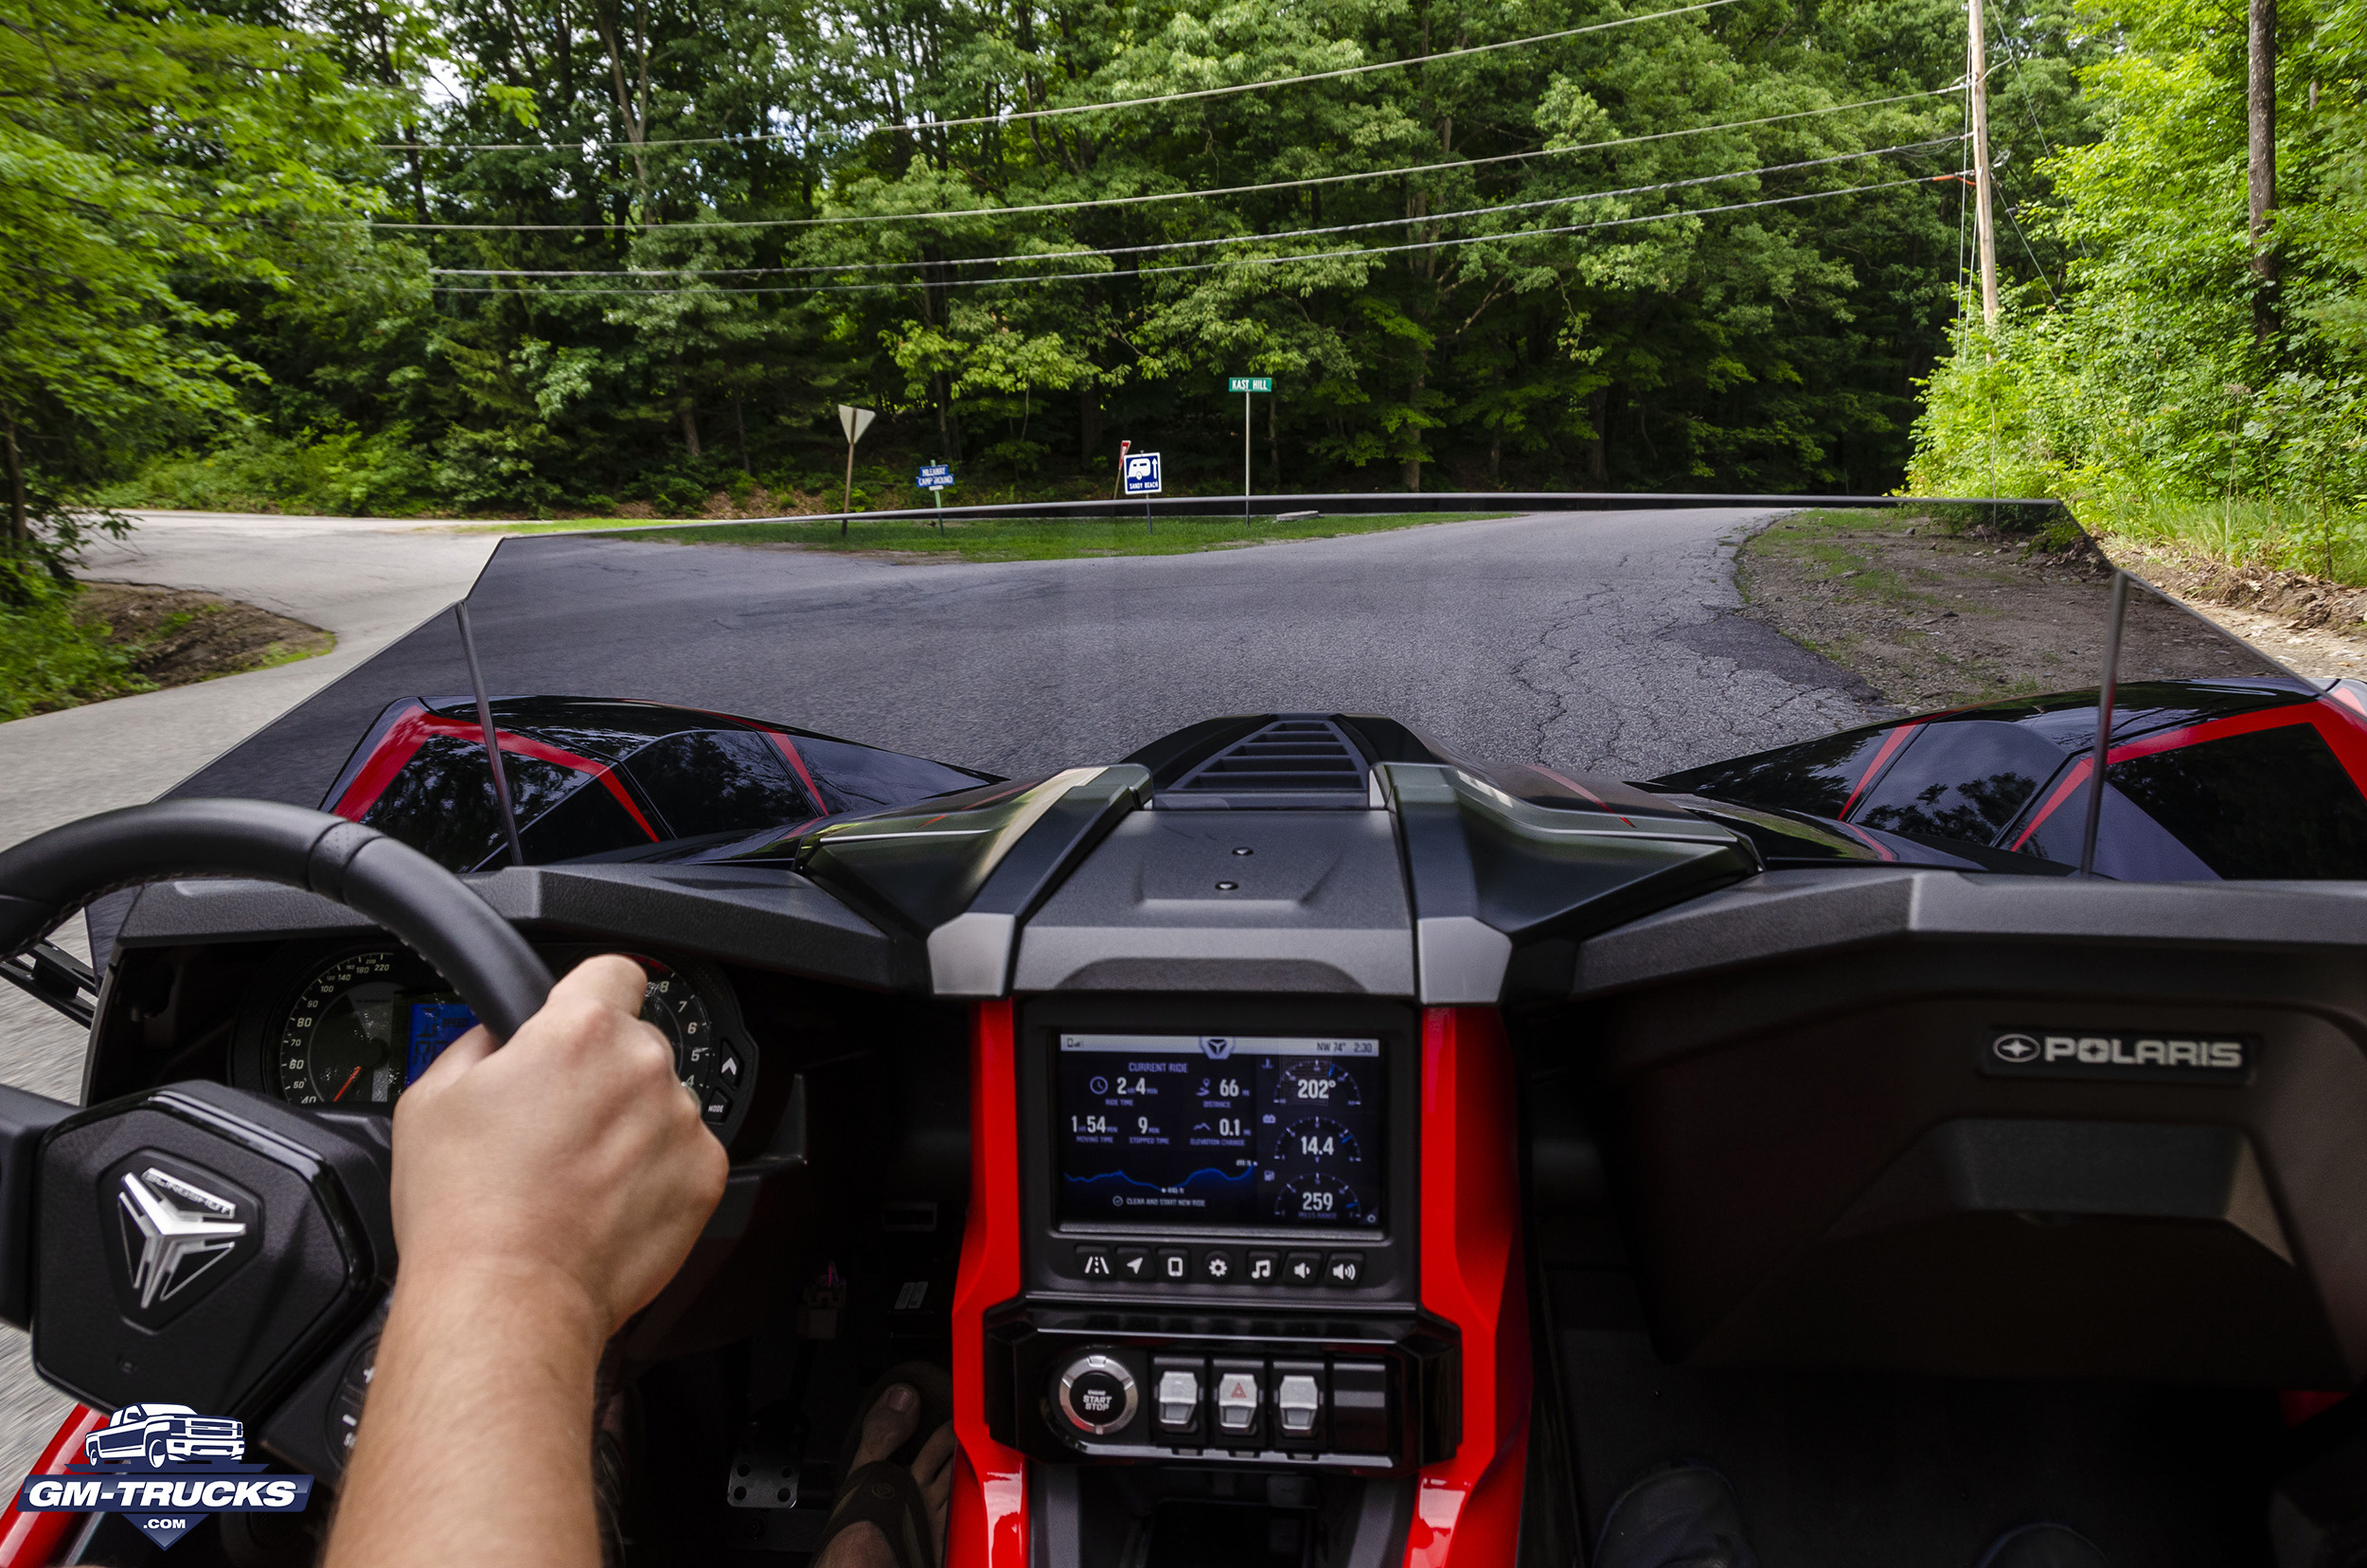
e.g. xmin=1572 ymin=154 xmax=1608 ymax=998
xmin=0 ymin=504 xmax=1883 ymax=1490
xmin=178 ymin=508 xmax=1884 ymax=807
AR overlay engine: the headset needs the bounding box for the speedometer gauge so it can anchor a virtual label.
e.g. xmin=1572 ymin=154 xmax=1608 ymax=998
xmin=276 ymin=948 xmax=464 ymax=1107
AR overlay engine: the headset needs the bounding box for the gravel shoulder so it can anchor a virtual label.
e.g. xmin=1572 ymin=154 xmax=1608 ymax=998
xmin=1736 ymin=509 xmax=2305 ymax=707
xmin=1736 ymin=509 xmax=2124 ymax=709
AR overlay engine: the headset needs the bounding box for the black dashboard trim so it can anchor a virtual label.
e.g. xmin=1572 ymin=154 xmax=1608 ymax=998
xmin=111 ymin=861 xmax=895 ymax=990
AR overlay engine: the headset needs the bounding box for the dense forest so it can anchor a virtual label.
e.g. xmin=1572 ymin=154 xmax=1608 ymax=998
xmin=1910 ymin=0 xmax=2367 ymax=577
xmin=4 ymin=0 xmax=2091 ymax=527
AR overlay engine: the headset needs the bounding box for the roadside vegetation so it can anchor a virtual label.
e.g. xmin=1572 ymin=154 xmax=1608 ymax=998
xmin=9 ymin=0 xmax=2103 ymax=538
xmin=1907 ymin=0 xmax=2367 ymax=586
xmin=0 ymin=566 xmax=333 ymax=722
xmin=0 ymin=564 xmax=148 ymax=722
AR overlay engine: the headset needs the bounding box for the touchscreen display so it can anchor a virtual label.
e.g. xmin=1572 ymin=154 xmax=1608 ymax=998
xmin=1055 ymin=1033 xmax=1384 ymax=1229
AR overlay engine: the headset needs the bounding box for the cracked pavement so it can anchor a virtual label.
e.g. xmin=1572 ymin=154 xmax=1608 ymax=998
xmin=178 ymin=507 xmax=1886 ymax=807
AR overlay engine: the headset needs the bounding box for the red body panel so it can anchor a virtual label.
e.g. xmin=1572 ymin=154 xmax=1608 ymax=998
xmin=1404 ymin=1007 xmax=1531 ymax=1568
xmin=949 ymin=998 xmax=1029 ymax=1568
xmin=0 ymin=1405 xmax=104 ymax=1568
xmin=329 ymin=706 xmax=659 ymax=841
xmin=2011 ymin=701 xmax=2367 ymax=850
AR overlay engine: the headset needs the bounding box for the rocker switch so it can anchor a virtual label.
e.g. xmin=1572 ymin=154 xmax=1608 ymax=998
xmin=1275 ymin=1374 xmax=1321 ymax=1435
xmin=1212 ymin=1363 xmax=1261 ymax=1438
xmin=1155 ymin=1367 xmax=1201 ymax=1431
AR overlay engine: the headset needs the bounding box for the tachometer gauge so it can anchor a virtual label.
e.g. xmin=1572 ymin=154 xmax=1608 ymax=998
xmin=630 ymin=956 xmax=720 ymax=1082
xmin=1277 ymin=1059 xmax=1363 ymax=1107
xmin=276 ymin=948 xmax=469 ymax=1108
xmin=617 ymin=953 xmax=748 ymax=1127
xmin=1276 ymin=1171 xmax=1363 ymax=1224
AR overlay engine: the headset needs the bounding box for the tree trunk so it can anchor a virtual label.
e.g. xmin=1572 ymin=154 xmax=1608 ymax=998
xmin=3 ymin=414 xmax=26 ymax=551
xmin=1268 ymin=394 xmax=1279 ymax=493
xmin=934 ymin=372 xmax=964 ymax=463
xmin=1587 ymin=389 xmax=1611 ymax=487
xmin=680 ymin=399 xmax=702 ymax=457
xmin=2250 ymin=0 xmax=2278 ymax=343
xmin=734 ymin=393 xmax=749 ymax=472
xmin=1401 ymin=364 xmax=1425 ymax=492
xmin=1080 ymin=381 xmax=1101 ymax=463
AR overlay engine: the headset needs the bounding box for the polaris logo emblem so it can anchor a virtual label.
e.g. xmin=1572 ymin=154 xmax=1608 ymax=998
xmin=1982 ymin=1028 xmax=2253 ymax=1083
xmin=117 ymin=1168 xmax=247 ymax=1310
xmin=1992 ymin=1034 xmax=2040 ymax=1063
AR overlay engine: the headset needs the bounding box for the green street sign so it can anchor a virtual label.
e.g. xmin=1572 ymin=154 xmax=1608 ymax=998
xmin=1227 ymin=376 xmax=1273 ymax=393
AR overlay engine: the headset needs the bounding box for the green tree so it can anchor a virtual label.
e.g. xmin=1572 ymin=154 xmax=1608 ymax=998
xmin=0 ymin=0 xmax=394 ymax=556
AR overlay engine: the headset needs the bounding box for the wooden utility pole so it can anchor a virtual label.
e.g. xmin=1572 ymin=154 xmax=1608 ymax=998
xmin=1967 ymin=0 xmax=2001 ymax=328
xmin=2249 ymin=0 xmax=2278 ymax=343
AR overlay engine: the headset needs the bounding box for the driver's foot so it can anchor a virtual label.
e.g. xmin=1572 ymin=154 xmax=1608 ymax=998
xmin=812 ymin=1383 xmax=956 ymax=1568
xmin=1594 ymin=1462 xmax=1759 ymax=1568
xmin=1976 ymin=1523 xmax=2111 ymax=1567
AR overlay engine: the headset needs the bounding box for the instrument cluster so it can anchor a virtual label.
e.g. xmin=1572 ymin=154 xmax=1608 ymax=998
xmin=233 ymin=942 xmax=755 ymax=1141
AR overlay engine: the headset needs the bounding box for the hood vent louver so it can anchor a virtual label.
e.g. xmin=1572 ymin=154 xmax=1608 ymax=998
xmin=1156 ymin=716 xmax=1374 ymax=810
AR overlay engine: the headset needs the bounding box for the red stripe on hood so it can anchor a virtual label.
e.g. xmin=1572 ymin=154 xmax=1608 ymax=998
xmin=332 ymin=709 xmax=658 ymax=842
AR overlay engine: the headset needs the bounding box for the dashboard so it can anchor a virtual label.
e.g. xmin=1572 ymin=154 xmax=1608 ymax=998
xmin=207 ymin=940 xmax=760 ymax=1146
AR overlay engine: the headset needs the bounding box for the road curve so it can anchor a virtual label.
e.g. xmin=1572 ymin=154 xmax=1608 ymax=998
xmin=176 ymin=508 xmax=1883 ymax=805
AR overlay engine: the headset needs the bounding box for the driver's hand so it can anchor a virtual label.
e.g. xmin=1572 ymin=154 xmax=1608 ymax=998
xmin=388 ymin=954 xmax=729 ymax=1336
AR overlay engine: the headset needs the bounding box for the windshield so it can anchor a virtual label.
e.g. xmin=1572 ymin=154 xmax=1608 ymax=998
xmin=151 ymin=504 xmax=2351 ymax=886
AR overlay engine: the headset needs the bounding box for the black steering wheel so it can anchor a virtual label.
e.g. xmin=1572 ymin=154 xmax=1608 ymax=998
xmin=0 ymin=799 xmax=556 ymax=1474
xmin=0 ymin=797 xmax=553 ymax=1038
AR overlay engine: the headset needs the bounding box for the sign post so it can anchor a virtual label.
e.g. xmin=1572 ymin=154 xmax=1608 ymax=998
xmin=1227 ymin=377 xmax=1272 ymax=520
xmin=917 ymin=463 xmax=953 ymax=531
xmin=1123 ymin=450 xmax=1162 ymax=532
xmin=1112 ymin=439 xmax=1130 ymax=499
xmin=836 ymin=404 xmax=878 ymax=538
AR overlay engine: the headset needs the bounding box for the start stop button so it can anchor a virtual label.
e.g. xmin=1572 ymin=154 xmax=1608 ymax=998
xmin=1055 ymin=1351 xmax=1139 ymax=1436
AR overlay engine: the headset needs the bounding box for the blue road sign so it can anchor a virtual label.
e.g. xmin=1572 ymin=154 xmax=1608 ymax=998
xmin=1124 ymin=452 xmax=1163 ymax=495
xmin=917 ymin=464 xmax=953 ymax=490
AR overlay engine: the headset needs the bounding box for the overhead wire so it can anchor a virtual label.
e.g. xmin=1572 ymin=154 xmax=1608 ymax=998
xmin=374 ymin=83 xmax=1963 ymax=234
xmin=380 ymin=0 xmax=1740 ymax=154
xmin=428 ymin=137 xmax=1962 ymax=279
xmin=428 ymin=171 xmax=1951 ymax=298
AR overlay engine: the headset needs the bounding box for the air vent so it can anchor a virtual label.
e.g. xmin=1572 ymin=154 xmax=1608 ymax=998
xmin=1158 ymin=717 xmax=1373 ymax=809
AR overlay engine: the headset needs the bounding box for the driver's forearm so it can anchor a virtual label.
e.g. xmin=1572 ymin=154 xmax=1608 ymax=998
xmin=326 ymin=1261 xmax=608 ymax=1568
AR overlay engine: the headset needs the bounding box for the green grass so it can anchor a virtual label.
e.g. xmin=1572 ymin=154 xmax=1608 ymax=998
xmin=2083 ymin=496 xmax=2367 ymax=585
xmin=0 ymin=589 xmax=152 ymax=722
xmin=459 ymin=510 xmax=1517 ymax=561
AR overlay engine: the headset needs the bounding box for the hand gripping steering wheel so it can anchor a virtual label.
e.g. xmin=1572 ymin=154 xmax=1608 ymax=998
xmin=0 ymin=799 xmax=555 ymax=1469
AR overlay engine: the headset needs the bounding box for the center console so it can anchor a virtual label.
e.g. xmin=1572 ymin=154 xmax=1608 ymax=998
xmin=952 ymin=996 xmax=1523 ymax=1568
xmin=984 ymin=996 xmax=1457 ymax=1475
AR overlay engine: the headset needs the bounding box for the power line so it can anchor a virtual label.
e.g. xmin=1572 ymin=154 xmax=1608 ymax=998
xmin=379 ymin=0 xmax=1741 ymax=155
xmin=429 ymin=172 xmax=1943 ymax=298
xmin=373 ymin=83 xmax=1961 ymax=234
xmin=429 ymin=138 xmax=1960 ymax=278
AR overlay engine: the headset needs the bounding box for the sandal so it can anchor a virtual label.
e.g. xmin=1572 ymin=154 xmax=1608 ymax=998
xmin=811 ymin=1362 xmax=954 ymax=1568
xmin=832 ymin=1361 xmax=954 ymax=1476
xmin=815 ymin=1461 xmax=940 ymax=1568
